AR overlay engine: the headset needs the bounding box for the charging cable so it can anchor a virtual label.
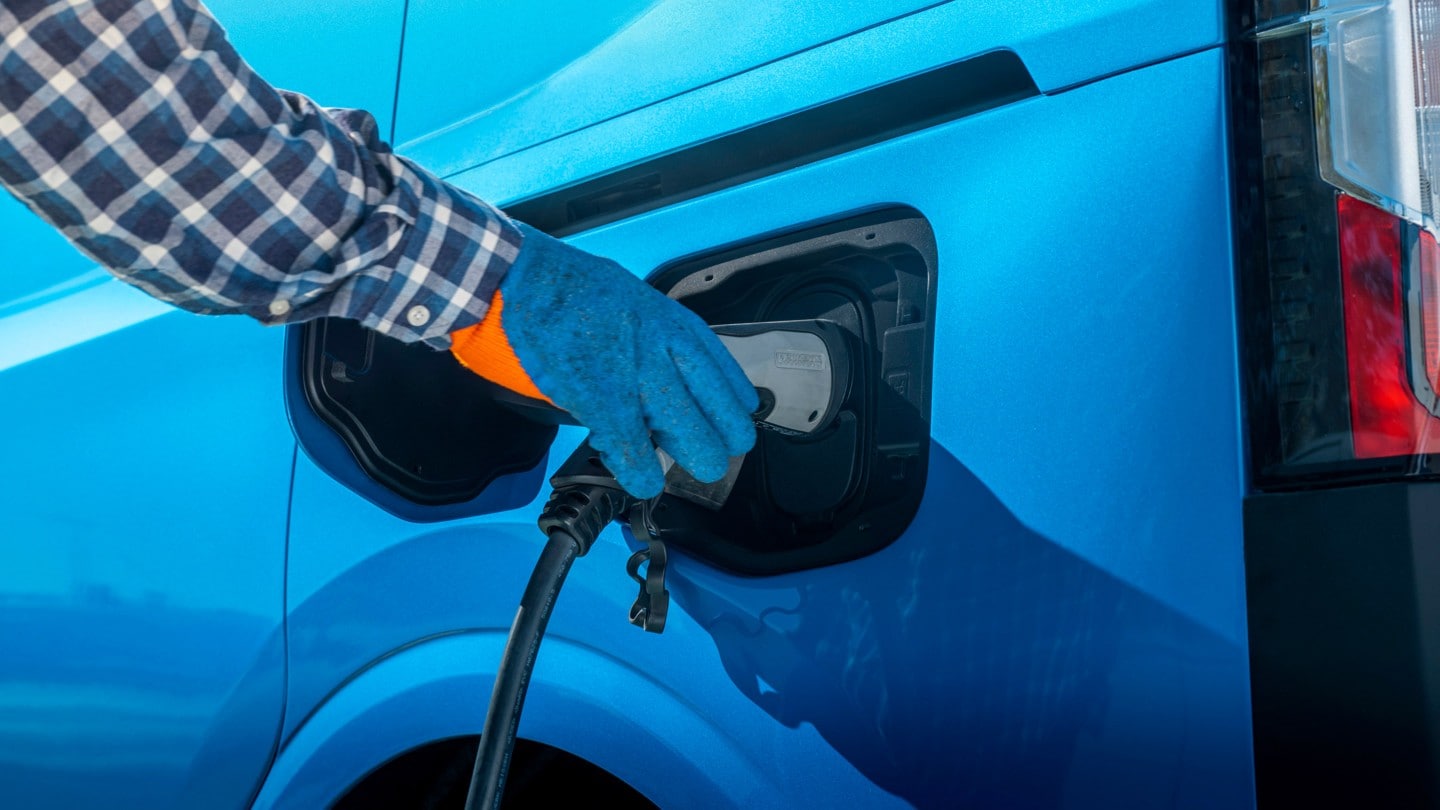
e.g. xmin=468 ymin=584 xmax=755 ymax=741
xmin=463 ymin=442 xmax=639 ymax=810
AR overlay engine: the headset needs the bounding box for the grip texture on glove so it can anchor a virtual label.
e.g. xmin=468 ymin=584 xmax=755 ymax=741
xmin=451 ymin=223 xmax=758 ymax=497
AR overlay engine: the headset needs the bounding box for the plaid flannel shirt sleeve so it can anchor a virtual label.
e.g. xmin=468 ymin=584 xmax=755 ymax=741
xmin=0 ymin=0 xmax=521 ymax=347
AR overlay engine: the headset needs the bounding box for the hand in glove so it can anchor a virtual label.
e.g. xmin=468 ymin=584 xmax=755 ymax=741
xmin=450 ymin=223 xmax=758 ymax=498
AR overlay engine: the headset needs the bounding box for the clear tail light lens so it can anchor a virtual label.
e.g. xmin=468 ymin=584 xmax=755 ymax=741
xmin=1310 ymin=0 xmax=1428 ymax=223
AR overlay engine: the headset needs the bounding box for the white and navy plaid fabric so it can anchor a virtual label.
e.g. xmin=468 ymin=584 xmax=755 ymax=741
xmin=0 ymin=0 xmax=521 ymax=347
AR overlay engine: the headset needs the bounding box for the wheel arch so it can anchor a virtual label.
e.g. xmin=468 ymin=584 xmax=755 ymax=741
xmin=250 ymin=631 xmax=781 ymax=809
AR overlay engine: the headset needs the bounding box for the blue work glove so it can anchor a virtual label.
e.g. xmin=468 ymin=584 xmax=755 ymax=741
xmin=451 ymin=223 xmax=759 ymax=498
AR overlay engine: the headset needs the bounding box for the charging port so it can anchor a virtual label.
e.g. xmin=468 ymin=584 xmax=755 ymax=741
xmin=649 ymin=208 xmax=937 ymax=575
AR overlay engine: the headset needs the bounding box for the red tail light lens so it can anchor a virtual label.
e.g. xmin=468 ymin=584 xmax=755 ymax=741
xmin=1338 ymin=196 xmax=1440 ymax=458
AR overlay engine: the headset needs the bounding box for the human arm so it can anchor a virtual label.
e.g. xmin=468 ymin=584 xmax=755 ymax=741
xmin=0 ymin=0 xmax=757 ymax=494
xmin=0 ymin=0 xmax=514 ymax=346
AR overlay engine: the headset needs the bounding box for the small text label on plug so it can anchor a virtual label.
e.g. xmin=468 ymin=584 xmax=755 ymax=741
xmin=774 ymin=350 xmax=827 ymax=371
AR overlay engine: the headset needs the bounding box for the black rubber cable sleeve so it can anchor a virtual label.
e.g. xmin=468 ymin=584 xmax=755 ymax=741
xmin=464 ymin=529 xmax=582 ymax=810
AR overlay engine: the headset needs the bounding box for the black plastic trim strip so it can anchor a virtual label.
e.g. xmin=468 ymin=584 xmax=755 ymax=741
xmin=504 ymin=50 xmax=1036 ymax=236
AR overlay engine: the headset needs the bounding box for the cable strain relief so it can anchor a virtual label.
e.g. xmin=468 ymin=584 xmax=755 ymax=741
xmin=537 ymin=484 xmax=634 ymax=554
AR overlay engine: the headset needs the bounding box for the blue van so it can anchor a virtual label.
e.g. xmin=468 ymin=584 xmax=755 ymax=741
xmin=4 ymin=0 xmax=1436 ymax=807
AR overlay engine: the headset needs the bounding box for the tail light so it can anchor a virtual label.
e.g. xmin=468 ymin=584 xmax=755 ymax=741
xmin=1236 ymin=0 xmax=1440 ymax=487
xmin=1339 ymin=195 xmax=1440 ymax=459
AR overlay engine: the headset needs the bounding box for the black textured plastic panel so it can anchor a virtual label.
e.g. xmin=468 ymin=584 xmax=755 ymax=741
xmin=299 ymin=319 xmax=555 ymax=506
xmin=648 ymin=208 xmax=937 ymax=575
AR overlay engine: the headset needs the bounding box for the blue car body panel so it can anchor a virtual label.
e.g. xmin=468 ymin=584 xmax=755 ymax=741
xmin=261 ymin=474 xmax=899 ymax=809
xmin=395 ymin=0 xmax=950 ymax=161
xmin=272 ymin=39 xmax=1253 ymax=810
xmin=396 ymin=0 xmax=1223 ymax=179
xmin=0 ymin=2 xmax=403 ymax=808
xmin=4 ymin=1 xmax=1255 ymax=808
xmin=0 ymin=284 xmax=292 ymax=809
xmin=206 ymin=0 xmax=407 ymax=139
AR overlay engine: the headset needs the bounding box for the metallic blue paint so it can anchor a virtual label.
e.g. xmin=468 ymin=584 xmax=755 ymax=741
xmin=0 ymin=3 xmax=404 ymax=808
xmin=478 ymin=45 xmax=1247 ymax=645
xmin=253 ymin=631 xmax=812 ymax=810
xmin=4 ymin=1 xmax=1257 ymax=808
xmin=268 ymin=448 xmax=899 ymax=809
xmin=0 ymin=196 xmax=102 ymax=316
xmin=0 ymin=311 xmax=292 ymax=810
xmin=204 ymin=0 xmax=407 ymax=139
xmin=395 ymin=0 xmax=951 ymax=157
xmin=397 ymin=0 xmax=1222 ymax=179
xmin=272 ymin=42 xmax=1254 ymax=810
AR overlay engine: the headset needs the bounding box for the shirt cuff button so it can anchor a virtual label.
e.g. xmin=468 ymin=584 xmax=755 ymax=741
xmin=406 ymin=305 xmax=432 ymax=327
xmin=268 ymin=300 xmax=291 ymax=317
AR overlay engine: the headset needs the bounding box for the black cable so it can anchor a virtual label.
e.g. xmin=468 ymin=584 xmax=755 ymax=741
xmin=464 ymin=446 xmax=636 ymax=810
xmin=464 ymin=528 xmax=581 ymax=810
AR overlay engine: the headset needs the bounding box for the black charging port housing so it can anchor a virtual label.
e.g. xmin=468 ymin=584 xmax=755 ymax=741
xmin=649 ymin=208 xmax=937 ymax=575
xmin=295 ymin=319 xmax=556 ymax=509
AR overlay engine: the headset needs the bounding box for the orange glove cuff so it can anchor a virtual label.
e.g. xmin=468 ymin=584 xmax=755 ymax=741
xmin=449 ymin=290 xmax=553 ymax=404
